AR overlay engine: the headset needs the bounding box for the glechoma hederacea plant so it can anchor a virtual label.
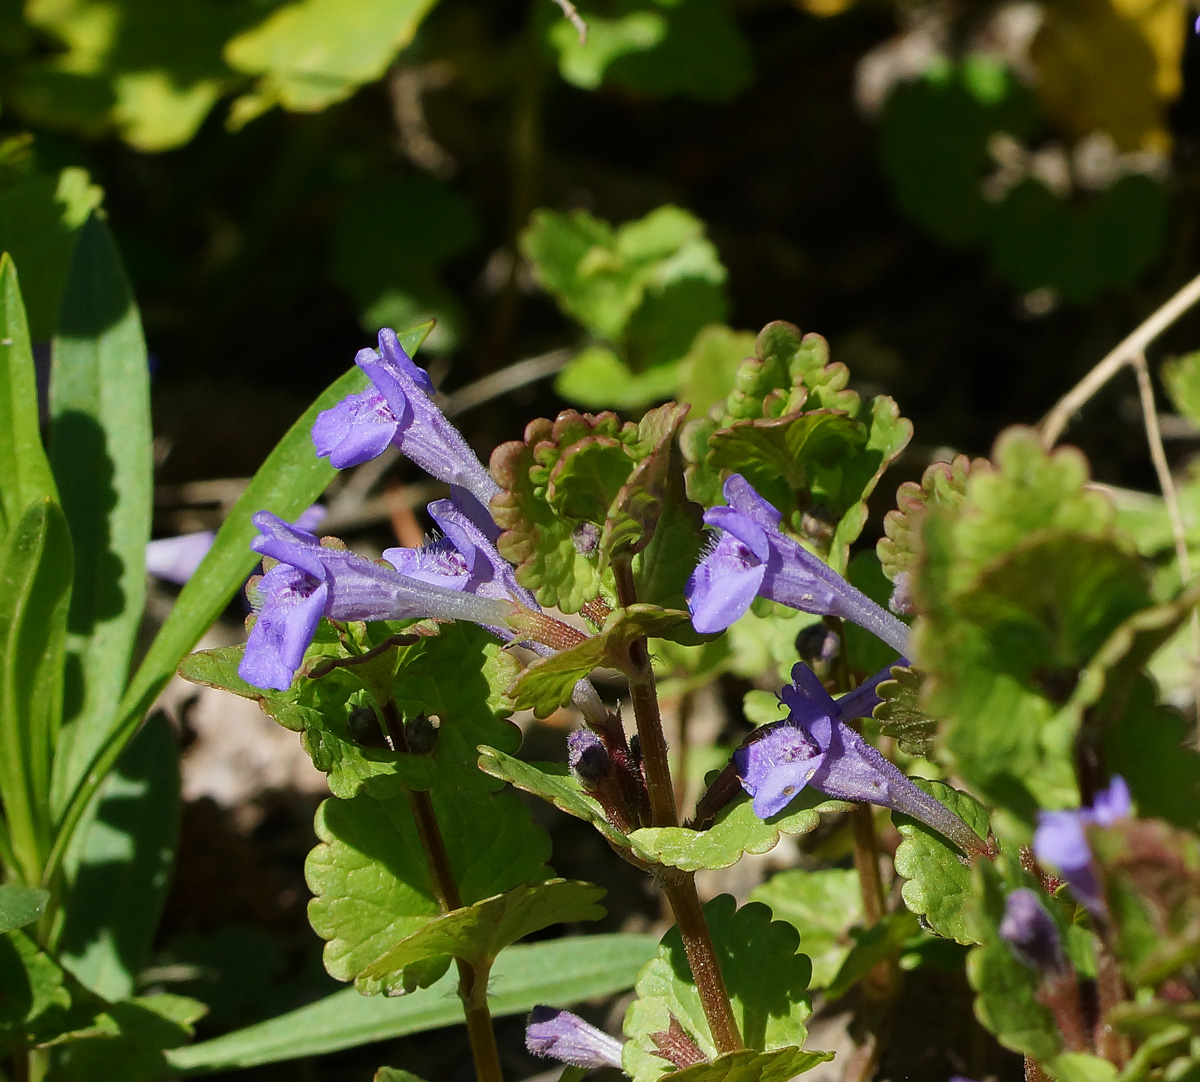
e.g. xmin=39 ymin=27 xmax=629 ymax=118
xmin=8 ymin=217 xmax=1200 ymax=1082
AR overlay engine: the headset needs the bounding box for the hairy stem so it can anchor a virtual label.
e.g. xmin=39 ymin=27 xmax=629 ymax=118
xmin=612 ymin=560 xmax=742 ymax=1055
xmin=381 ymin=701 xmax=504 ymax=1082
xmin=661 ymin=873 xmax=744 ymax=1055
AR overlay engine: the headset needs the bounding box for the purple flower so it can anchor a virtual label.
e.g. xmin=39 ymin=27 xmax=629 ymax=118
xmin=1000 ymin=888 xmax=1065 ymax=972
xmin=567 ymin=729 xmax=611 ymax=786
xmin=733 ymin=663 xmax=985 ymax=853
xmin=525 ymin=1006 xmax=624 ymax=1069
xmin=685 ymin=475 xmax=910 ymax=653
xmin=147 ymin=506 xmax=326 ymax=586
xmin=238 ymin=511 xmax=519 ymax=691
xmin=385 ymin=497 xmax=534 ymax=609
xmin=313 ymin=329 xmax=499 ymax=514
xmin=1033 ymin=777 xmax=1132 ymax=914
xmin=146 ymin=530 xmax=216 ymax=585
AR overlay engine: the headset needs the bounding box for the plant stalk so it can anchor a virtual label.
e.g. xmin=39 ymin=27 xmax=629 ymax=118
xmin=612 ymin=560 xmax=742 ymax=1055
xmin=381 ymin=701 xmax=505 ymax=1082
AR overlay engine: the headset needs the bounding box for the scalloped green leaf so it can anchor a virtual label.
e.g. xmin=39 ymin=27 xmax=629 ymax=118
xmin=355 ymin=879 xmax=606 ymax=994
xmin=911 ymin=428 xmax=1159 ymax=825
xmin=965 ymin=857 xmax=1061 ymax=1061
xmin=749 ymin=869 xmax=863 ymax=987
xmin=476 ymin=747 xmax=632 ymax=851
xmin=628 ymin=790 xmax=846 ymax=872
xmin=668 ymin=1046 xmax=834 ymax=1082
xmin=684 ymin=320 xmax=911 ymax=569
xmin=632 ymin=458 xmax=706 ymax=616
xmin=877 ymin=454 xmax=982 ymax=585
xmin=623 ymin=896 xmax=814 ymax=1081
xmin=508 ymin=606 xmax=689 ymax=717
xmin=492 ymin=410 xmax=630 ymax=612
xmin=603 ymin=402 xmax=690 ymax=562
xmin=893 ymin=780 xmax=990 ymax=945
xmin=306 ymin=774 xmax=552 ymax=993
xmin=706 ymin=411 xmax=866 ymax=522
xmin=823 ymin=910 xmax=921 ymax=1001
xmin=182 ymin=623 xmax=521 ymax=801
xmin=872 ymin=666 xmax=935 ymax=757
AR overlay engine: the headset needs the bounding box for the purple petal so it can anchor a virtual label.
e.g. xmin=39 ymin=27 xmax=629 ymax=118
xmin=382 ymin=537 xmax=470 ymax=590
xmin=377 ymin=327 xmax=435 ymax=396
xmin=685 ymin=533 xmax=766 ymax=633
xmin=525 ymin=1007 xmax=624 ymax=1069
xmin=145 ymin=530 xmax=215 ymax=585
xmin=723 ymin=473 xmax=783 ymax=530
xmin=249 ymin=511 xmax=328 ymax=579
xmin=312 ymin=389 xmax=399 ymax=468
xmin=239 ymin=565 xmax=327 ymax=690
xmin=705 ymin=504 xmax=772 ymax=562
xmin=733 ymin=723 xmax=825 ymax=818
xmin=356 ymin=333 xmax=499 ymax=509
xmin=1091 ymin=776 xmax=1132 ymax=826
xmin=428 ymin=497 xmax=536 ymax=606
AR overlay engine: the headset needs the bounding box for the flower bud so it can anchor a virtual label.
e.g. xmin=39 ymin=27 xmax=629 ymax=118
xmin=525 ymin=1006 xmax=624 ymax=1069
xmin=404 ymin=712 xmax=438 ymax=754
xmin=567 ymin=729 xmax=611 ymax=787
xmin=1000 ymin=888 xmax=1065 ymax=973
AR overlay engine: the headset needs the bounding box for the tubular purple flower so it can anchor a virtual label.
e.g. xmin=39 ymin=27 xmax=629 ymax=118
xmin=525 ymin=1006 xmax=624 ymax=1069
xmin=733 ymin=662 xmax=985 ymax=853
xmin=238 ymin=511 xmax=519 ymax=691
xmin=1033 ymin=777 xmax=1132 ymax=914
xmin=685 ymin=475 xmax=910 ymax=653
xmin=313 ymin=329 xmax=499 ymax=514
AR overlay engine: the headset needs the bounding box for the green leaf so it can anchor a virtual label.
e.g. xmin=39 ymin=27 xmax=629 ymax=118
xmin=1045 ymin=1054 xmax=1119 ymax=1082
xmin=0 ymin=254 xmax=58 ymax=538
xmin=0 ymin=885 xmax=48 ymax=934
xmin=893 ymin=780 xmax=990 ymax=944
xmin=476 ymin=748 xmax=633 ymax=851
xmin=0 ymin=169 xmax=103 ymax=343
xmin=375 ymin=1070 xmax=427 ymax=1082
xmin=492 ymin=409 xmax=627 ymax=612
xmin=877 ymin=454 xmax=982 ymax=586
xmin=872 ymin=666 xmax=934 ymax=757
xmin=675 ymin=326 xmax=757 ymax=417
xmin=225 ymin=0 xmax=440 ymax=124
xmin=522 ymin=205 xmax=727 ymax=354
xmin=1163 ymin=351 xmax=1200 ymax=430
xmin=165 ymin=934 xmax=657 ymax=1073
xmin=545 ymin=9 xmax=666 ymax=90
xmin=597 ymin=0 xmax=754 ymax=103
xmin=12 ymin=0 xmax=241 ymax=151
xmin=54 ymin=324 xmax=433 ymax=884
xmin=0 ymin=497 xmax=72 ymax=881
xmin=356 ymin=879 xmax=605 ymax=994
xmin=667 ymin=1047 xmax=834 ymax=1082
xmin=824 ymin=910 xmax=920 ymax=1000
xmin=602 ymin=402 xmax=691 ymax=561
xmin=509 ymin=605 xmax=690 ymax=716
xmin=749 ymin=869 xmax=863 ymax=988
xmin=0 ymin=929 xmax=71 ymax=1052
xmin=52 ymin=993 xmax=206 ymax=1082
xmin=911 ymin=428 xmax=1156 ymax=826
xmin=306 ymin=780 xmax=551 ymax=990
xmin=57 ymin=713 xmax=180 ymax=1001
xmin=49 ymin=215 xmax=154 ymax=815
xmin=555 ymin=346 xmax=682 ymax=410
xmin=623 ymin=896 xmax=814 ymax=1080
xmin=632 ymin=456 xmax=706 ymax=615
xmin=965 ymin=857 xmax=1061 ymax=1061
xmin=684 ymin=320 xmax=911 ymax=569
xmin=628 ymin=790 xmax=845 ymax=872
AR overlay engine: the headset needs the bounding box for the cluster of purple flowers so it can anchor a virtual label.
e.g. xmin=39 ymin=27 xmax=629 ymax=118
xmin=239 ymin=329 xmax=974 ymax=856
xmin=238 ymin=330 xmax=535 ymax=691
